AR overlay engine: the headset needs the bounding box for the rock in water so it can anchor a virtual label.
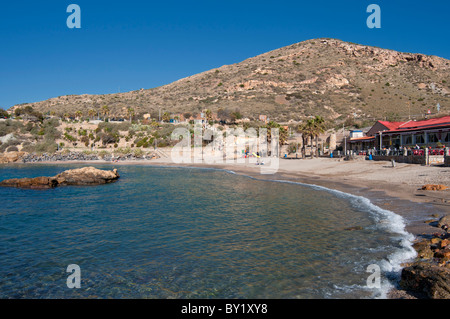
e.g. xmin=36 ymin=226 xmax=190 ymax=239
xmin=400 ymin=263 xmax=450 ymax=299
xmin=0 ymin=176 xmax=59 ymax=189
xmin=54 ymin=167 xmax=119 ymax=186
xmin=0 ymin=167 xmax=119 ymax=189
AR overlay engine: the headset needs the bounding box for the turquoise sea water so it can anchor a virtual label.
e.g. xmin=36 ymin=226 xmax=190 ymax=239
xmin=0 ymin=164 xmax=415 ymax=299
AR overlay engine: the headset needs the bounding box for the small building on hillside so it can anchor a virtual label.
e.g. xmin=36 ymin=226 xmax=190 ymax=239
xmin=349 ymin=130 xmax=364 ymax=138
xmin=259 ymin=115 xmax=268 ymax=123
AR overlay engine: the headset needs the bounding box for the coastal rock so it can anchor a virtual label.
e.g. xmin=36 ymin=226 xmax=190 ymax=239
xmin=441 ymin=239 xmax=450 ymax=249
xmin=54 ymin=167 xmax=120 ymax=186
xmin=413 ymin=240 xmax=434 ymax=260
xmin=421 ymin=184 xmax=448 ymax=191
xmin=434 ymin=249 xmax=450 ymax=259
xmin=0 ymin=176 xmax=58 ymax=189
xmin=0 ymin=167 xmax=119 ymax=189
xmin=0 ymin=151 xmax=27 ymax=164
xmin=438 ymin=215 xmax=450 ymax=229
xmin=400 ymin=263 xmax=450 ymax=299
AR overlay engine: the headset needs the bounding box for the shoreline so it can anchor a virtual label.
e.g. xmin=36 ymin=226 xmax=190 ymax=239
xmin=3 ymin=157 xmax=450 ymax=298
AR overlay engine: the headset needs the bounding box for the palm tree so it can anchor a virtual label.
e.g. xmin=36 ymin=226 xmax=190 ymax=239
xmin=205 ymin=109 xmax=212 ymax=122
xmin=313 ymin=116 xmax=326 ymax=157
xmin=297 ymin=123 xmax=308 ymax=158
xmin=102 ymin=105 xmax=110 ymax=121
xmin=75 ymin=110 xmax=83 ymax=120
xmin=162 ymin=111 xmax=170 ymax=123
xmin=265 ymin=121 xmax=288 ymax=156
xmin=127 ymin=107 xmax=134 ymax=122
xmin=88 ymin=109 xmax=96 ymax=120
xmin=298 ymin=119 xmax=317 ymax=158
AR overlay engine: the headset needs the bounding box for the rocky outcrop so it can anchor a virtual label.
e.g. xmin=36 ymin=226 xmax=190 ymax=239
xmin=400 ymin=263 xmax=450 ymax=299
xmin=0 ymin=151 xmax=27 ymax=164
xmin=0 ymin=176 xmax=59 ymax=189
xmin=421 ymin=184 xmax=448 ymax=191
xmin=438 ymin=215 xmax=450 ymax=230
xmin=398 ymin=215 xmax=450 ymax=298
xmin=0 ymin=167 xmax=119 ymax=189
xmin=54 ymin=167 xmax=120 ymax=186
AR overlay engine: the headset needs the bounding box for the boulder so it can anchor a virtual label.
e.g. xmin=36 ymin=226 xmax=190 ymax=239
xmin=0 ymin=176 xmax=58 ymax=189
xmin=413 ymin=240 xmax=434 ymax=260
xmin=434 ymin=249 xmax=450 ymax=259
xmin=54 ymin=167 xmax=119 ymax=186
xmin=438 ymin=215 xmax=450 ymax=229
xmin=0 ymin=151 xmax=26 ymax=164
xmin=441 ymin=239 xmax=450 ymax=249
xmin=0 ymin=167 xmax=119 ymax=189
xmin=400 ymin=263 xmax=450 ymax=299
xmin=421 ymin=184 xmax=448 ymax=191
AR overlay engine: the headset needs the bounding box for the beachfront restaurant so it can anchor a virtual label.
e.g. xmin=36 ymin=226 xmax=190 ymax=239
xmin=373 ymin=115 xmax=450 ymax=151
xmin=348 ymin=136 xmax=375 ymax=154
xmin=347 ymin=116 xmax=450 ymax=155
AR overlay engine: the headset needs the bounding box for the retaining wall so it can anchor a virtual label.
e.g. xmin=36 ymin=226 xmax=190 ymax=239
xmin=372 ymin=155 xmax=426 ymax=165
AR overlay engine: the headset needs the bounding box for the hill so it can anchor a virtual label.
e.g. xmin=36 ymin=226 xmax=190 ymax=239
xmin=8 ymin=38 xmax=450 ymax=124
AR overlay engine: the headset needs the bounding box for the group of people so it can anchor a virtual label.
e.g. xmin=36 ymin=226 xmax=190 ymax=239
xmin=365 ymin=145 xmax=447 ymax=156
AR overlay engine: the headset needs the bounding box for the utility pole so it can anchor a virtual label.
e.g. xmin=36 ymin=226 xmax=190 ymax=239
xmin=407 ymin=101 xmax=411 ymax=120
xmin=379 ymin=131 xmax=383 ymax=151
xmin=343 ymin=124 xmax=347 ymax=156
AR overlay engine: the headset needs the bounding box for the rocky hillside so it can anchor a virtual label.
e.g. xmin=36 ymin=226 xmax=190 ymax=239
xmin=8 ymin=38 xmax=450 ymax=123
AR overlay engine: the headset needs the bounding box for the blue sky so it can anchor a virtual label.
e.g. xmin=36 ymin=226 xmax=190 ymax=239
xmin=0 ymin=0 xmax=449 ymax=109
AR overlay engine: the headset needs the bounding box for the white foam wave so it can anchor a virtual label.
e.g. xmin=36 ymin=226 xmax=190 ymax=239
xmin=235 ymin=176 xmax=417 ymax=299
xmin=151 ymin=165 xmax=418 ymax=298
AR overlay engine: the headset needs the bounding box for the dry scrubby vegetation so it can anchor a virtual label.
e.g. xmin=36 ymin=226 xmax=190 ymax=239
xmin=1 ymin=103 xmax=334 ymax=160
xmin=0 ymin=118 xmax=183 ymax=155
xmin=0 ymin=117 xmax=61 ymax=154
xmin=0 ymin=105 xmax=249 ymax=155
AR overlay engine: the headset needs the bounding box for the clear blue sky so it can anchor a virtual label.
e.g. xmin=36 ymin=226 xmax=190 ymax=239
xmin=0 ymin=0 xmax=449 ymax=109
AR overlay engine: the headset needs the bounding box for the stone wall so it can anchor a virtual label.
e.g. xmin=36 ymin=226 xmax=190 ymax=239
xmin=372 ymin=155 xmax=426 ymax=165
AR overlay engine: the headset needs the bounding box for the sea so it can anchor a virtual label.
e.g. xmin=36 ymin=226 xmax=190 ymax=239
xmin=0 ymin=164 xmax=417 ymax=299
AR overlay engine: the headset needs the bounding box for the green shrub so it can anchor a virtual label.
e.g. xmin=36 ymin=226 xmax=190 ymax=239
xmin=64 ymin=133 xmax=76 ymax=142
xmin=22 ymin=141 xmax=58 ymax=154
